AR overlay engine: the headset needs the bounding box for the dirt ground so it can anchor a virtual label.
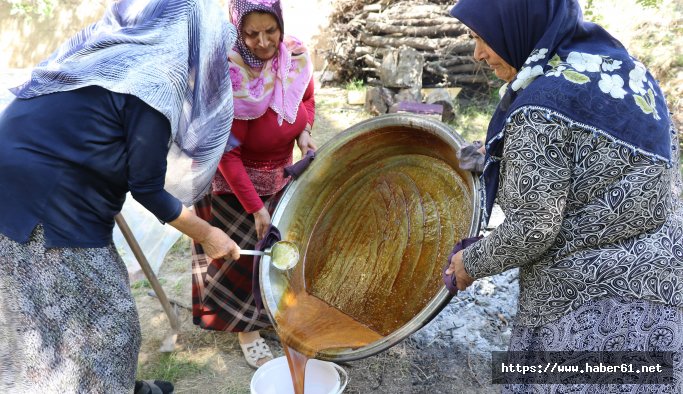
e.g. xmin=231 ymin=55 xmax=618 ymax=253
xmin=132 ymin=80 xmax=518 ymax=394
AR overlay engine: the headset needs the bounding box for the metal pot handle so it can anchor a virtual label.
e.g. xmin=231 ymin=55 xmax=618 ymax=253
xmin=332 ymin=363 xmax=349 ymax=394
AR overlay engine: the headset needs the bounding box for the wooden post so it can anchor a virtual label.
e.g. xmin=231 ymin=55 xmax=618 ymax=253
xmin=114 ymin=213 xmax=180 ymax=349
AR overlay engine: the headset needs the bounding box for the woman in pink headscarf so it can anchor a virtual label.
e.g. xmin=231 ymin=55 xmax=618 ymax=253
xmin=190 ymin=0 xmax=316 ymax=368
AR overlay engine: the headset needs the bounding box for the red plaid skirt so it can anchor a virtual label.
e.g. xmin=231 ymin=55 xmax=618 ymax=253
xmin=191 ymin=193 xmax=279 ymax=332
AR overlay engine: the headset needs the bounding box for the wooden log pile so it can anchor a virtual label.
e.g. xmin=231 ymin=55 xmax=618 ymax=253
xmin=323 ymin=0 xmax=493 ymax=88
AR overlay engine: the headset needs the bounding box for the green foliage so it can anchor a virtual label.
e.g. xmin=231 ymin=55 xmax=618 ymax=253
xmin=673 ymin=54 xmax=683 ymax=68
xmin=448 ymin=93 xmax=498 ymax=143
xmin=169 ymin=235 xmax=190 ymax=255
xmin=131 ymin=279 xmax=152 ymax=290
xmin=636 ymin=0 xmax=662 ymax=8
xmin=131 ymin=278 xmax=167 ymax=290
xmin=137 ymin=353 xmax=202 ymax=382
xmin=344 ymin=79 xmax=365 ymax=91
xmin=582 ymin=0 xmax=604 ymax=24
xmin=3 ymin=0 xmax=56 ymax=17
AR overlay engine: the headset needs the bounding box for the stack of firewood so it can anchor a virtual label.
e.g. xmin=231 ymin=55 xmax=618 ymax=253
xmin=323 ymin=0 xmax=492 ymax=88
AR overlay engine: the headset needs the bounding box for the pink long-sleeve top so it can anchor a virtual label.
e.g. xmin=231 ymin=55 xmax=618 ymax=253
xmin=212 ymin=78 xmax=315 ymax=213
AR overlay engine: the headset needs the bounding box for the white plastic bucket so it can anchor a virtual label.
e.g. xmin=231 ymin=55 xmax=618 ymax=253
xmin=250 ymin=356 xmax=348 ymax=394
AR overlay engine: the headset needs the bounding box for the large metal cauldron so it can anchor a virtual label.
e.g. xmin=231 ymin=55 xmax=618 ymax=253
xmin=260 ymin=114 xmax=481 ymax=361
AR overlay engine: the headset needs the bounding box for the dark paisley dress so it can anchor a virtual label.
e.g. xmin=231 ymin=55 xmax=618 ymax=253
xmin=462 ymin=107 xmax=683 ymax=393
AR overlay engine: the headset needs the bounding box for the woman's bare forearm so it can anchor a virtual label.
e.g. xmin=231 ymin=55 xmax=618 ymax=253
xmin=169 ymin=206 xmax=211 ymax=242
xmin=168 ymin=206 xmax=240 ymax=260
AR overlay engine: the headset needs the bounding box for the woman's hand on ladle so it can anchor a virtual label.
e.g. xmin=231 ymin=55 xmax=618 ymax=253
xmin=202 ymin=226 xmax=241 ymax=261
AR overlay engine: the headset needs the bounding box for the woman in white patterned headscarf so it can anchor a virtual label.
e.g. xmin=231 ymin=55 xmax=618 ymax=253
xmin=0 ymin=0 xmax=239 ymax=392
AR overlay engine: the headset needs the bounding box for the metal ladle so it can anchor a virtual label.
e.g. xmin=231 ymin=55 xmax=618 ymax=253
xmin=239 ymin=240 xmax=300 ymax=270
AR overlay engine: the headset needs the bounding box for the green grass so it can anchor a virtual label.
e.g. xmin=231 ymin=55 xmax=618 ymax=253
xmin=131 ymin=279 xmax=152 ymax=290
xmin=169 ymin=235 xmax=190 ymax=255
xmin=137 ymin=353 xmax=202 ymax=382
xmin=172 ymin=280 xmax=184 ymax=295
xmin=344 ymin=78 xmax=365 ymax=91
xmin=315 ymin=97 xmax=332 ymax=106
xmin=673 ymin=54 xmax=683 ymax=68
xmin=166 ymin=236 xmax=191 ymax=274
xmin=448 ymin=91 xmax=499 ymax=143
xmin=131 ymin=278 xmax=167 ymax=290
xmin=450 ymin=106 xmax=493 ymax=143
xmin=636 ymin=0 xmax=663 ymax=8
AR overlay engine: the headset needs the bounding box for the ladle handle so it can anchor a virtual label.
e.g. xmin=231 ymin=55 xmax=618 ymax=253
xmin=239 ymin=249 xmax=267 ymax=256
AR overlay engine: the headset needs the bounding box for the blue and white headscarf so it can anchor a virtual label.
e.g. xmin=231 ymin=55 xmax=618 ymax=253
xmin=11 ymin=0 xmax=237 ymax=205
xmin=450 ymin=0 xmax=672 ymax=222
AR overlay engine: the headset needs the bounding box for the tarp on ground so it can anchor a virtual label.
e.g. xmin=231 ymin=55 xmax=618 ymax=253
xmin=113 ymin=194 xmax=182 ymax=278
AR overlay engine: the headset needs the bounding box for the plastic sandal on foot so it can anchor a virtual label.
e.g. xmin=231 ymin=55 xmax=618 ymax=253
xmin=240 ymin=337 xmax=274 ymax=369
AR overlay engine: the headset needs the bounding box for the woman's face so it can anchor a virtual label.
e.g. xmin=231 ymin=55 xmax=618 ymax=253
xmin=470 ymin=31 xmax=517 ymax=82
xmin=241 ymin=12 xmax=281 ymax=61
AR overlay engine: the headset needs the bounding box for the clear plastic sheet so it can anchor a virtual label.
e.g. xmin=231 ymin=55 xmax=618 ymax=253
xmin=113 ymin=194 xmax=182 ymax=277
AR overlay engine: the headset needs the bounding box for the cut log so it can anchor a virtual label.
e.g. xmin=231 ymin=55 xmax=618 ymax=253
xmin=381 ymin=4 xmax=449 ymax=18
xmin=379 ymin=47 xmax=424 ymax=88
xmin=366 ymin=21 xmax=468 ymax=37
xmin=365 ymin=86 xmax=395 ymax=115
xmin=361 ymin=67 xmax=380 ymax=74
xmin=424 ymin=63 xmax=483 ymax=75
xmin=363 ymin=4 xmax=382 ymax=12
xmin=366 ymin=14 xmax=460 ymax=27
xmin=424 ymin=88 xmax=456 ymax=122
xmin=394 ymin=87 xmax=422 ymax=103
xmin=434 ymin=56 xmax=477 ymax=67
xmin=424 ymin=63 xmax=449 ymax=76
xmin=360 ymin=33 xmax=473 ymax=52
xmin=359 ymin=54 xmax=382 ymax=69
xmin=354 ymin=46 xmax=379 ymax=56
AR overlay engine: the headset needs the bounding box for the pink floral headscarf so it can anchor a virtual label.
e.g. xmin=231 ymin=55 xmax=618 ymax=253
xmin=229 ymin=0 xmax=313 ymax=125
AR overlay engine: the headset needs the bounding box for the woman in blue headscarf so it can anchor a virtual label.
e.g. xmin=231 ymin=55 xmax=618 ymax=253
xmin=445 ymin=0 xmax=682 ymax=391
xmin=0 ymin=0 xmax=240 ymax=392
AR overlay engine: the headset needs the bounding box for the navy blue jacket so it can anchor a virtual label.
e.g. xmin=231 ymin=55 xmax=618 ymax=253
xmin=0 ymin=85 xmax=182 ymax=248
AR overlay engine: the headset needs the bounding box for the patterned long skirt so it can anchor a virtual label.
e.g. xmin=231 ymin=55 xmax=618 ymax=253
xmin=191 ymin=192 xmax=279 ymax=332
xmin=0 ymin=226 xmax=140 ymax=393
xmin=503 ymin=296 xmax=683 ymax=393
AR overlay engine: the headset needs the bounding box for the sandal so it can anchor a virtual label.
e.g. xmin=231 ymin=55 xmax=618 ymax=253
xmin=239 ymin=337 xmax=274 ymax=369
xmin=134 ymin=380 xmax=174 ymax=394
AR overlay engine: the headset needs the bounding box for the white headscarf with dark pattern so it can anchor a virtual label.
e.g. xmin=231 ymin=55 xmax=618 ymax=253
xmin=11 ymin=0 xmax=237 ymax=205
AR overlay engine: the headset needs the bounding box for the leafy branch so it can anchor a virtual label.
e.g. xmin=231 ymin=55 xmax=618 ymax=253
xmin=3 ymin=0 xmax=57 ymax=18
xmin=635 ymin=0 xmax=662 ymax=8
